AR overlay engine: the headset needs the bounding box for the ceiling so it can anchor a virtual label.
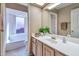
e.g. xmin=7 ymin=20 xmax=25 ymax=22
xmin=43 ymin=3 xmax=72 ymax=10
xmin=18 ymin=3 xmax=72 ymax=10
xmin=52 ymin=3 xmax=72 ymax=10
xmin=33 ymin=3 xmax=72 ymax=10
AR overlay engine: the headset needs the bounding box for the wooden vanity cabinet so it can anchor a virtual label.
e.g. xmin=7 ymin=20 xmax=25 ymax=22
xmin=55 ymin=50 xmax=65 ymax=56
xmin=31 ymin=37 xmax=65 ymax=56
xmin=43 ymin=44 xmax=54 ymax=56
xmin=32 ymin=37 xmax=43 ymax=56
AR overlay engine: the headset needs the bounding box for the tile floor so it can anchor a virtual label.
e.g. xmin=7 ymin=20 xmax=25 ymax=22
xmin=6 ymin=46 xmax=29 ymax=56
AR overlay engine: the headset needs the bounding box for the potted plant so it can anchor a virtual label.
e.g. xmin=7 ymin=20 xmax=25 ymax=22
xmin=43 ymin=26 xmax=50 ymax=33
xmin=38 ymin=26 xmax=50 ymax=35
xmin=38 ymin=27 xmax=44 ymax=35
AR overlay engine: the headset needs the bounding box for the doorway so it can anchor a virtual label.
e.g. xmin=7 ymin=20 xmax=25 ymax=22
xmin=71 ymin=8 xmax=79 ymax=38
xmin=50 ymin=12 xmax=57 ymax=34
xmin=5 ymin=8 xmax=29 ymax=56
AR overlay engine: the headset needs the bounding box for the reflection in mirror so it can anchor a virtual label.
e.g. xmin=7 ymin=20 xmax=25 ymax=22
xmin=48 ymin=3 xmax=79 ymax=38
xmin=71 ymin=8 xmax=79 ymax=38
xmin=50 ymin=12 xmax=57 ymax=35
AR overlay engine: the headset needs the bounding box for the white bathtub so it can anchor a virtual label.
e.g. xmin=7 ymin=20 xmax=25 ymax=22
xmin=6 ymin=33 xmax=28 ymax=51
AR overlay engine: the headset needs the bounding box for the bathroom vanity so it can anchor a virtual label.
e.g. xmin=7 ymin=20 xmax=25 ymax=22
xmin=31 ymin=33 xmax=79 ymax=56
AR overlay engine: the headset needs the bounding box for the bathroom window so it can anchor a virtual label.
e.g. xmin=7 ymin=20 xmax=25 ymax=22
xmin=16 ymin=16 xmax=25 ymax=34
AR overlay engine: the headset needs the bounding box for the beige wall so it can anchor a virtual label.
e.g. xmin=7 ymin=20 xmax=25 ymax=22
xmin=42 ymin=9 xmax=50 ymax=26
xmin=58 ymin=3 xmax=79 ymax=36
xmin=29 ymin=5 xmax=42 ymax=34
xmin=29 ymin=5 xmax=53 ymax=34
xmin=28 ymin=5 xmax=42 ymax=53
xmin=42 ymin=9 xmax=52 ymax=33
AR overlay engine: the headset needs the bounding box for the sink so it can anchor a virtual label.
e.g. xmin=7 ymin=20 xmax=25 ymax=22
xmin=67 ymin=37 xmax=79 ymax=44
xmin=46 ymin=38 xmax=57 ymax=43
xmin=38 ymin=36 xmax=57 ymax=43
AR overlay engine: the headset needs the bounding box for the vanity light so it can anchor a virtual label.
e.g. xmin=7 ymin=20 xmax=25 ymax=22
xmin=36 ymin=3 xmax=45 ymax=6
xmin=48 ymin=3 xmax=61 ymax=10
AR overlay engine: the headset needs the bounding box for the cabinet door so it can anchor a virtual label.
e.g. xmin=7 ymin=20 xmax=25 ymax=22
xmin=32 ymin=37 xmax=37 ymax=43
xmin=43 ymin=44 xmax=54 ymax=56
xmin=55 ymin=50 xmax=65 ymax=56
xmin=32 ymin=42 xmax=36 ymax=56
xmin=36 ymin=40 xmax=42 ymax=56
xmin=32 ymin=37 xmax=37 ymax=56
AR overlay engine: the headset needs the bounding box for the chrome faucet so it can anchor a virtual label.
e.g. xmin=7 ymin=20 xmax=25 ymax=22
xmin=62 ymin=37 xmax=66 ymax=43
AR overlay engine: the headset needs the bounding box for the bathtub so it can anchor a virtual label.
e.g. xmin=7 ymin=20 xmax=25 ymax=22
xmin=6 ymin=33 xmax=28 ymax=51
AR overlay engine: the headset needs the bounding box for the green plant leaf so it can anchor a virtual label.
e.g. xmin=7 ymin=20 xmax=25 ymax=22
xmin=38 ymin=26 xmax=50 ymax=33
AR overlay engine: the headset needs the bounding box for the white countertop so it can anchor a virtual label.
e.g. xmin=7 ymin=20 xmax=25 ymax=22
xmin=32 ymin=33 xmax=79 ymax=56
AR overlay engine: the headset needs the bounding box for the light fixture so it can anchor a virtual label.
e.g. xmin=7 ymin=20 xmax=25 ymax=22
xmin=48 ymin=3 xmax=61 ymax=10
xmin=36 ymin=3 xmax=45 ymax=6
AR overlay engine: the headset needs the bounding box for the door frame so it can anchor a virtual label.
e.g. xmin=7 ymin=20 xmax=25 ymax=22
xmin=1 ymin=4 xmax=29 ymax=56
xmin=49 ymin=12 xmax=57 ymax=34
xmin=0 ymin=3 xmax=6 ymax=56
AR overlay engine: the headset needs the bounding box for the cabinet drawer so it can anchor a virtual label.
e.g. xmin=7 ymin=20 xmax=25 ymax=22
xmin=36 ymin=40 xmax=43 ymax=56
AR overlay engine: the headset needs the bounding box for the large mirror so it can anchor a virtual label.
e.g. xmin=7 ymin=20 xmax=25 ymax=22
xmin=43 ymin=3 xmax=79 ymax=38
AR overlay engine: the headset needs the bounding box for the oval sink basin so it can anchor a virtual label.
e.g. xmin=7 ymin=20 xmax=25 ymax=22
xmin=38 ymin=36 xmax=57 ymax=43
